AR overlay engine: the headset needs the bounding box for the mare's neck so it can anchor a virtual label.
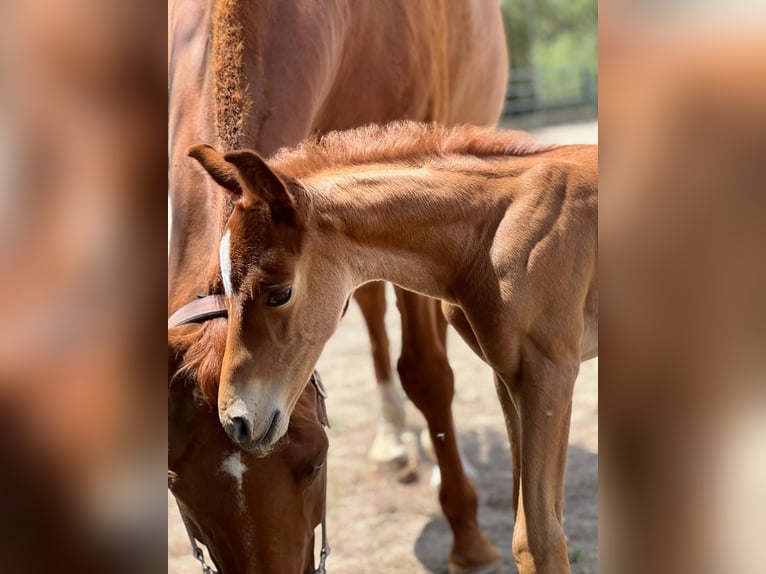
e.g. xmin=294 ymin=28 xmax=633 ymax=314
xmin=168 ymin=0 xmax=267 ymax=306
xmin=308 ymin=164 xmax=505 ymax=303
xmin=168 ymin=0 xmax=220 ymax=307
xmin=169 ymin=0 xmax=330 ymax=307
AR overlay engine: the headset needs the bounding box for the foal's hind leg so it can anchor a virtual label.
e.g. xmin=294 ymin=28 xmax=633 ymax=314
xmin=395 ymin=288 xmax=500 ymax=573
xmin=493 ymin=375 xmax=522 ymax=516
xmin=353 ymin=282 xmax=406 ymax=468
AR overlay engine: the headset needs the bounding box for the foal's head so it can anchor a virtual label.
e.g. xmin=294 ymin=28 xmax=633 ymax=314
xmin=189 ymin=144 xmax=349 ymax=453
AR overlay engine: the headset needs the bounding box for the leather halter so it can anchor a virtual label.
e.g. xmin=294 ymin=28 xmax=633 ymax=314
xmin=167 ymin=294 xmax=228 ymax=328
xmin=169 ymin=295 xmax=331 ymax=573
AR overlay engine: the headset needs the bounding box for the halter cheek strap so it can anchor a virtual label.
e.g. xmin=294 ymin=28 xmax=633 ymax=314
xmin=169 ymin=295 xmax=331 ymax=574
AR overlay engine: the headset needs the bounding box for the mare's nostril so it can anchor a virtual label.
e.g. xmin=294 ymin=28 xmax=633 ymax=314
xmin=230 ymin=416 xmax=251 ymax=444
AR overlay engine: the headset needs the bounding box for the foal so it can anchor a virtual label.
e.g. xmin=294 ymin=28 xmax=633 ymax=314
xmin=190 ymin=122 xmax=598 ymax=574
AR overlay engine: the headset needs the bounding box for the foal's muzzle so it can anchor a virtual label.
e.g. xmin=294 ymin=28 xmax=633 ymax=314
xmin=221 ymin=409 xmax=283 ymax=453
xmin=226 ymin=416 xmax=251 ymax=445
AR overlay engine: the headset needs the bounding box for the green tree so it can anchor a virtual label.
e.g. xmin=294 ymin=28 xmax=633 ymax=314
xmin=500 ymin=0 xmax=597 ymax=70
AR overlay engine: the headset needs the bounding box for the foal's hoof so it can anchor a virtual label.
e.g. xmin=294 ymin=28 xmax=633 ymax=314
xmin=448 ymin=559 xmax=501 ymax=574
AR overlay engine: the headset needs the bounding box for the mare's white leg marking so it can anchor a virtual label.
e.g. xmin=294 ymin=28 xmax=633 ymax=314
xmin=368 ymin=381 xmax=407 ymax=465
xmin=378 ymin=380 xmax=406 ymax=429
xmin=219 ymin=229 xmax=233 ymax=296
xmin=220 ymin=451 xmax=247 ymax=511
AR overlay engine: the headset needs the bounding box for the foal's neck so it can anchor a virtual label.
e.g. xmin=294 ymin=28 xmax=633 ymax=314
xmin=307 ymin=164 xmax=508 ymax=302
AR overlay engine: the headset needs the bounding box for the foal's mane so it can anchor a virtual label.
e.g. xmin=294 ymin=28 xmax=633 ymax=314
xmin=271 ymin=121 xmax=554 ymax=179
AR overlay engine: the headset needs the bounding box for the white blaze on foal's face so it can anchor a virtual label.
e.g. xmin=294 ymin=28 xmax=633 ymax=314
xmin=220 ymin=228 xmax=233 ymax=297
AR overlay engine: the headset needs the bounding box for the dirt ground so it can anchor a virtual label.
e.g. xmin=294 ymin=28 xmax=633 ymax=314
xmin=168 ymin=120 xmax=598 ymax=574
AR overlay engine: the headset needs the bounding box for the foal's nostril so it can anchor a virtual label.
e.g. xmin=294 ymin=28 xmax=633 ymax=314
xmin=230 ymin=416 xmax=251 ymax=444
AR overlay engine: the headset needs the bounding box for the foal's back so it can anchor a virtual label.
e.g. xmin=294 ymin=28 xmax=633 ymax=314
xmin=489 ymin=144 xmax=598 ymax=364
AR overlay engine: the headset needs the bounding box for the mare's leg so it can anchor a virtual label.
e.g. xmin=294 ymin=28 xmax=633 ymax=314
xmin=396 ymin=288 xmax=499 ymax=573
xmin=427 ymin=307 xmax=477 ymax=487
xmin=353 ymin=282 xmax=406 ymax=467
xmin=500 ymin=353 xmax=577 ymax=574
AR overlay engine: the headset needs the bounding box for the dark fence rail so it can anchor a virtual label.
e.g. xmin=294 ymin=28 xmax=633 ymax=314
xmin=503 ymin=66 xmax=598 ymax=116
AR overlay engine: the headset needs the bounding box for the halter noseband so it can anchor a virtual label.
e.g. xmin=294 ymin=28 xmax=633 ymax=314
xmin=169 ymin=295 xmax=331 ymax=574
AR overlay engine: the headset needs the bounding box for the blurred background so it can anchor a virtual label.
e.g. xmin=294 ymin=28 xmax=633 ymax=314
xmin=500 ymin=0 xmax=597 ymax=126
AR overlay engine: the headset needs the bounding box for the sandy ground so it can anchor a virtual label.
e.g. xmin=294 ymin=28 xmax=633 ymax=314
xmin=168 ymin=120 xmax=598 ymax=574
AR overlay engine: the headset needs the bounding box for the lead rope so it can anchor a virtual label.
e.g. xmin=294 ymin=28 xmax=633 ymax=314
xmin=313 ymin=371 xmax=331 ymax=574
xmin=176 ymin=498 xmax=218 ymax=574
xmin=315 ymin=467 xmax=330 ymax=574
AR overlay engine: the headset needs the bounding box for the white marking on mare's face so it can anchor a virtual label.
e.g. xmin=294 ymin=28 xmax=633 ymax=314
xmin=220 ymin=229 xmax=233 ymax=296
xmin=220 ymin=451 xmax=247 ymax=512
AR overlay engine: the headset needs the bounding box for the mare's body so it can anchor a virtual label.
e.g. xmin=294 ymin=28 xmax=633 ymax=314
xmin=169 ymin=1 xmax=508 ymax=572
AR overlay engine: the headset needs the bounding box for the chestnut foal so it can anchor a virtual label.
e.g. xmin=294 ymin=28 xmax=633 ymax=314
xmin=190 ymin=122 xmax=598 ymax=574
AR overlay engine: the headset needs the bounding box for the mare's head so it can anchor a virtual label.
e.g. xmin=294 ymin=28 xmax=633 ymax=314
xmin=188 ymin=144 xmax=349 ymax=453
xmin=169 ymin=334 xmax=330 ymax=572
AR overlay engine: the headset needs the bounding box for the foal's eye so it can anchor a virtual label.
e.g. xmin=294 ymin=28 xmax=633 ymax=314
xmin=266 ymin=286 xmax=292 ymax=307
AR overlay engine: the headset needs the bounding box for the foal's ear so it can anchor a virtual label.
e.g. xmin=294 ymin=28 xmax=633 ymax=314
xmin=187 ymin=144 xmax=244 ymax=200
xmin=223 ymin=150 xmax=296 ymax=214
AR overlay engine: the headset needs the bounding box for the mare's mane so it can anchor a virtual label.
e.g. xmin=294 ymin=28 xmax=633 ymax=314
xmin=271 ymin=121 xmax=555 ymax=179
xmin=170 ymin=319 xmax=227 ymax=405
xmin=212 ymin=0 xmax=254 ymax=150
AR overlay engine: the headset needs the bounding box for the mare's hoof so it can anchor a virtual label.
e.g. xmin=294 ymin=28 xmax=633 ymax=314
xmin=368 ymin=423 xmax=407 ymax=470
xmin=395 ymin=465 xmax=419 ymax=484
xmin=368 ymin=448 xmax=407 ymax=473
xmin=448 ymin=558 xmax=501 ymax=574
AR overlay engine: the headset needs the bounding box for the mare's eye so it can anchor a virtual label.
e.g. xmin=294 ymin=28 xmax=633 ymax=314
xmin=308 ymin=462 xmax=324 ymax=482
xmin=266 ymin=286 xmax=292 ymax=307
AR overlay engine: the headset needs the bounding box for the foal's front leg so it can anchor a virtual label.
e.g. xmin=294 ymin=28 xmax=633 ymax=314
xmin=499 ymin=356 xmax=577 ymax=574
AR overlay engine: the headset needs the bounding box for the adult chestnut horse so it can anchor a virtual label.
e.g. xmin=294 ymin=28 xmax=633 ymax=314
xmin=189 ymin=122 xmax=598 ymax=574
xmin=169 ymin=0 xmax=507 ymax=572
